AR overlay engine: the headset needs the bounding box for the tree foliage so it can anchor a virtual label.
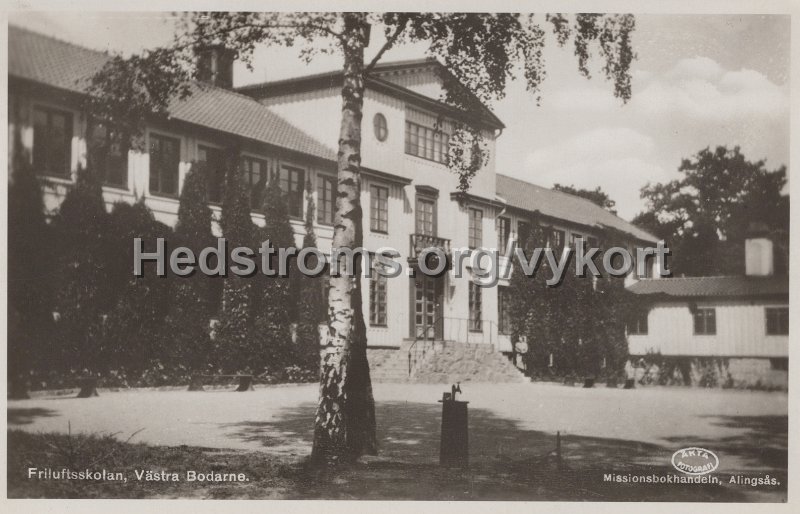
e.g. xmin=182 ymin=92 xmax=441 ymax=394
xmin=104 ymin=201 xmax=172 ymax=375
xmin=162 ymin=162 xmax=214 ymax=373
xmin=553 ymin=183 xmax=616 ymax=210
xmin=250 ymin=179 xmax=296 ymax=374
xmin=8 ymin=131 xmax=54 ymax=392
xmin=509 ymin=220 xmax=632 ymax=383
xmin=634 ymin=146 xmax=788 ymax=276
xmin=50 ymin=161 xmax=113 ymax=374
xmin=214 ymin=153 xmax=257 ymax=372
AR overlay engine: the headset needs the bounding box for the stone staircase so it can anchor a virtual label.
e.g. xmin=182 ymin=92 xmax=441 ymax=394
xmin=368 ymin=340 xmax=526 ymax=384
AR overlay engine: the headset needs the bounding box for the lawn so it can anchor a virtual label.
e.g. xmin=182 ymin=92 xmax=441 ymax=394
xmin=7 ymin=382 xmax=788 ymax=501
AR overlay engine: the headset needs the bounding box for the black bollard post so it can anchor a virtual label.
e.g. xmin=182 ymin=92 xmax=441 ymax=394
xmin=439 ymin=383 xmax=468 ymax=468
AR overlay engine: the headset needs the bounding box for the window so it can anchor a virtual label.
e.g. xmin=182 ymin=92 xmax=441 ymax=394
xmin=549 ymin=228 xmax=565 ymax=250
xmin=497 ymin=217 xmax=510 ymax=254
xmin=277 ymin=165 xmax=305 ymax=218
xmin=373 ymin=113 xmax=388 ymax=142
xmin=149 ymin=133 xmax=180 ymax=196
xmin=33 ymin=106 xmax=72 ymax=178
xmin=770 ymin=358 xmax=788 ymax=371
xmin=405 ymin=120 xmax=449 ymax=163
xmin=469 ymin=282 xmax=482 ymax=331
xmin=416 ymin=197 xmax=436 ymax=236
xmin=766 ymin=307 xmax=789 ymax=335
xmin=88 ymin=121 xmax=127 ymax=187
xmin=693 ymin=308 xmax=716 ymax=335
xmin=370 ymin=185 xmax=389 ymax=233
xmin=317 ymin=174 xmax=336 ymax=225
xmin=369 ymin=265 xmax=388 ymax=326
xmin=498 ymin=287 xmax=512 ymax=335
xmin=198 ymin=145 xmax=225 ymax=203
xmin=468 ymin=208 xmax=483 ymax=249
xmin=517 ymin=221 xmax=531 ymax=249
xmin=241 ymin=156 xmax=268 ymax=209
xmin=628 ymin=311 xmax=649 ymax=335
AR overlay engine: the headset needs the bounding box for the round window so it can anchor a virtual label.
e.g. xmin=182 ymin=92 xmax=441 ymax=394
xmin=373 ymin=113 xmax=388 ymax=142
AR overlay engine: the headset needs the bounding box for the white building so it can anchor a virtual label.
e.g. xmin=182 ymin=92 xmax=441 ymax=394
xmin=627 ymin=236 xmax=789 ymax=388
xmin=8 ymin=26 xmax=658 ymax=380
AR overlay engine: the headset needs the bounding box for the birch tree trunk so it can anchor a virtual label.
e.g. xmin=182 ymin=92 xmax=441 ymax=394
xmin=311 ymin=14 xmax=377 ymax=465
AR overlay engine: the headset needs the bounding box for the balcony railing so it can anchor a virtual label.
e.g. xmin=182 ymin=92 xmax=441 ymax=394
xmin=409 ymin=233 xmax=451 ymax=259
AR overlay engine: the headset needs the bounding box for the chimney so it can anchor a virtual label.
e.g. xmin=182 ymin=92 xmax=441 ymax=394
xmin=744 ymin=222 xmax=774 ymax=276
xmin=196 ymin=45 xmax=236 ymax=89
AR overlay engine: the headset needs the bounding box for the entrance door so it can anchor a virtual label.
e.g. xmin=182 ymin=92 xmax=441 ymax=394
xmin=413 ymin=274 xmax=443 ymax=340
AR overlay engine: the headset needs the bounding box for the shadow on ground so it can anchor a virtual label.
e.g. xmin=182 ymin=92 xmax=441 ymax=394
xmin=218 ymin=401 xmax=787 ymax=501
xmin=8 ymin=407 xmax=59 ymax=425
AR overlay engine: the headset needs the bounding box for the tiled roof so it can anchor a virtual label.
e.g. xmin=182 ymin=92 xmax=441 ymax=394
xmin=8 ymin=25 xmax=110 ymax=93
xmin=8 ymin=25 xmax=336 ymax=162
xmin=627 ymin=276 xmax=789 ymax=298
xmin=496 ymin=174 xmax=658 ymax=242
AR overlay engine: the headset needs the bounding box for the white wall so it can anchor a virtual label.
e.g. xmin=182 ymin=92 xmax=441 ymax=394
xmin=628 ymin=300 xmax=789 ymax=358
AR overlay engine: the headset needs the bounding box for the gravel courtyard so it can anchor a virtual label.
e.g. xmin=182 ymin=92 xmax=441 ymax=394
xmin=8 ymin=382 xmax=788 ymax=500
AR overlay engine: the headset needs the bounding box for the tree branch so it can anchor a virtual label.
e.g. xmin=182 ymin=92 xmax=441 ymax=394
xmin=364 ymin=18 xmax=409 ymax=76
xmin=171 ymin=20 xmax=342 ymax=54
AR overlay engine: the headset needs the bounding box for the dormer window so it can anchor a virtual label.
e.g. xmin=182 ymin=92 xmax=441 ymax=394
xmin=405 ymin=108 xmax=450 ymax=164
xmin=405 ymin=121 xmax=449 ymax=163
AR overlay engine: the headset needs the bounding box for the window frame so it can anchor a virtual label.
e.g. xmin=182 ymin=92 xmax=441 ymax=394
xmin=628 ymin=311 xmax=649 ymax=335
xmin=148 ymin=132 xmax=181 ymax=198
xmin=276 ymin=164 xmax=306 ymax=219
xmin=88 ymin=119 xmax=129 ymax=189
xmin=240 ymin=154 xmax=269 ymax=210
xmin=32 ymin=105 xmax=73 ymax=179
xmin=405 ymin=120 xmax=450 ymax=164
xmin=415 ymin=195 xmax=437 ymax=236
xmin=765 ymin=307 xmax=789 ymax=336
xmin=197 ymin=143 xmax=226 ymax=204
xmin=468 ymin=208 xmax=483 ymax=249
xmin=692 ymin=307 xmax=717 ymax=336
xmin=498 ymin=286 xmax=512 ymax=335
xmin=497 ymin=216 xmax=511 ymax=255
xmin=468 ymin=281 xmax=483 ymax=332
xmin=370 ymin=184 xmax=389 ymax=234
xmin=369 ymin=265 xmax=388 ymax=327
xmin=317 ymin=173 xmax=336 ymax=226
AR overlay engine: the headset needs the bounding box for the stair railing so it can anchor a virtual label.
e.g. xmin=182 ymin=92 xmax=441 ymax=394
xmin=408 ymin=313 xmax=444 ymax=376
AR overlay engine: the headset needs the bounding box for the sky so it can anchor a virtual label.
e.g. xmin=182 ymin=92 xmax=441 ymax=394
xmin=9 ymin=11 xmax=791 ymax=219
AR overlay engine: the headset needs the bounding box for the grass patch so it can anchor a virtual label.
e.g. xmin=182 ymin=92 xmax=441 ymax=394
xmin=8 ymin=429 xmax=783 ymax=501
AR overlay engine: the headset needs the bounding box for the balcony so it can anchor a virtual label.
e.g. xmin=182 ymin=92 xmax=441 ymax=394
xmin=409 ymin=233 xmax=451 ymax=260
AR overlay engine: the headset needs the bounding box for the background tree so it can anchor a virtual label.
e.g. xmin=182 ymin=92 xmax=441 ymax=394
xmin=296 ymin=182 xmax=325 ymax=376
xmin=161 ymin=162 xmax=215 ymax=375
xmin=634 ymin=145 xmax=788 ymax=276
xmin=50 ymin=160 xmax=113 ymax=378
xmin=7 ymin=130 xmax=54 ymax=397
xmin=88 ymin=11 xmax=637 ymax=463
xmin=250 ymin=179 xmax=295 ymax=376
xmin=553 ymin=183 xmax=616 ymax=210
xmin=213 ymin=154 xmax=257 ymax=373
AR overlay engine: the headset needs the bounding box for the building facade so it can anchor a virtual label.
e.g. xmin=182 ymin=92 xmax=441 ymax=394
xmin=627 ymin=237 xmax=789 ymax=388
xmin=8 ymin=26 xmax=658 ymax=367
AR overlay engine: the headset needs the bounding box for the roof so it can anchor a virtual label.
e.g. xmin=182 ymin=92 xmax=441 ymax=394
xmin=236 ymin=58 xmax=505 ymax=130
xmin=8 ymin=25 xmax=336 ymax=162
xmin=627 ymin=276 xmax=789 ymax=299
xmin=496 ymin=174 xmax=658 ymax=243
